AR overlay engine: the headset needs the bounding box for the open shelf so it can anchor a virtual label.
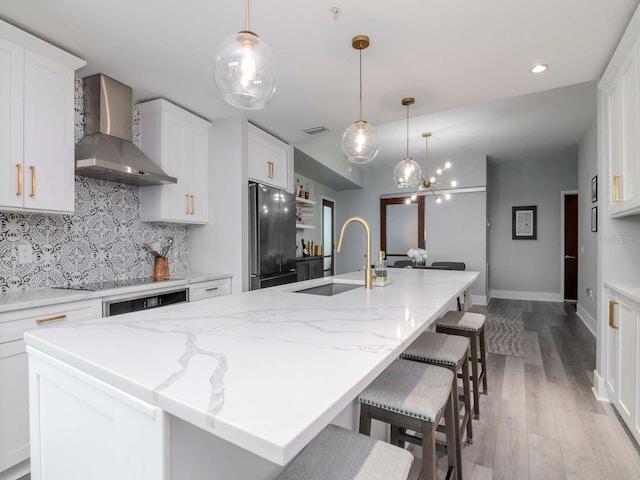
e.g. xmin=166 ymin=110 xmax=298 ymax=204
xmin=296 ymin=224 xmax=316 ymax=229
xmin=295 ymin=197 xmax=316 ymax=206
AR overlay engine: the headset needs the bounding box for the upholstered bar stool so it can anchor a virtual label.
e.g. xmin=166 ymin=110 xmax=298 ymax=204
xmin=358 ymin=359 xmax=462 ymax=480
xmin=435 ymin=311 xmax=488 ymax=419
xmin=401 ymin=332 xmax=473 ymax=444
xmin=276 ymin=424 xmax=413 ymax=480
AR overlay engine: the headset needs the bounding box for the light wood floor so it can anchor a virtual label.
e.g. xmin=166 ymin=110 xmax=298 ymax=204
xmin=407 ymin=299 xmax=640 ymax=480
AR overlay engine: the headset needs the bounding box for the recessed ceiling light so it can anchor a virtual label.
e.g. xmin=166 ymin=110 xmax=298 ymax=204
xmin=530 ymin=64 xmax=548 ymax=74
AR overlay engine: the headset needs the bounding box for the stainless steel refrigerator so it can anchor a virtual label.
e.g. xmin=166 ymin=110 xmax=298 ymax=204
xmin=249 ymin=182 xmax=297 ymax=290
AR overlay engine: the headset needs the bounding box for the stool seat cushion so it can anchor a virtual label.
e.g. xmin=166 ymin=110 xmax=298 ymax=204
xmin=276 ymin=424 xmax=413 ymax=480
xmin=359 ymin=360 xmax=453 ymax=423
xmin=436 ymin=311 xmax=485 ymax=332
xmin=401 ymin=332 xmax=470 ymax=366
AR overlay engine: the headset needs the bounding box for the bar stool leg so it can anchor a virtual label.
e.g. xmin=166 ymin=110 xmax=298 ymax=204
xmin=359 ymin=404 xmax=372 ymax=435
xmin=461 ymin=351 xmax=473 ymax=443
xmin=422 ymin=422 xmax=437 ymax=480
xmin=444 ymin=389 xmax=461 ymax=480
xmin=470 ymin=332 xmax=480 ymax=419
xmin=480 ymin=326 xmax=488 ymax=394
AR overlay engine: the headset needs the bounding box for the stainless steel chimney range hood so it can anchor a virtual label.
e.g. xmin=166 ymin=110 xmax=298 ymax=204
xmin=75 ymin=74 xmax=177 ymax=186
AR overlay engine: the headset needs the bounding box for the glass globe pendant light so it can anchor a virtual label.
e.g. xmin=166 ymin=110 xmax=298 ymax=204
xmin=214 ymin=0 xmax=276 ymax=110
xmin=393 ymin=97 xmax=421 ymax=187
xmin=342 ymin=35 xmax=379 ymax=164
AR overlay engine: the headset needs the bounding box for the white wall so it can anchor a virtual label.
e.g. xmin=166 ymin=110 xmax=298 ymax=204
xmin=488 ymin=146 xmax=578 ymax=300
xmin=577 ymin=118 xmax=598 ymax=332
xmin=335 ymin=150 xmax=488 ymax=302
xmin=189 ymin=116 xmax=249 ymax=293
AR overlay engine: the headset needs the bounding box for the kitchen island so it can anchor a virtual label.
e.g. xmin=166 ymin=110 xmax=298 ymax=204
xmin=24 ymin=268 xmax=478 ymax=480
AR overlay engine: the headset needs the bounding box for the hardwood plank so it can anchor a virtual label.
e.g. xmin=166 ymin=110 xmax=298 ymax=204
xmin=468 ymin=463 xmax=493 ymax=480
xmin=528 ymin=433 xmax=566 ymax=480
xmin=501 ymin=356 xmax=525 ymax=402
xmin=493 ymin=399 xmax=529 ymax=480
xmin=461 ymin=353 xmax=506 ymax=468
xmin=581 ymin=410 xmax=640 ymax=479
xmin=523 ymin=330 xmax=543 ymax=366
xmin=600 ymin=402 xmax=640 ymax=474
xmin=536 ymin=325 xmax=577 ymax=408
xmin=552 ymin=404 xmax=604 ymax=480
xmin=524 ymin=364 xmax=558 ymax=439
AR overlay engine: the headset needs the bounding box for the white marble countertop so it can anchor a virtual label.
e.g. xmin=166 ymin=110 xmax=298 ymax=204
xmin=604 ymin=281 xmax=640 ymax=304
xmin=24 ymin=268 xmax=478 ymax=465
xmin=0 ymin=272 xmax=232 ymax=313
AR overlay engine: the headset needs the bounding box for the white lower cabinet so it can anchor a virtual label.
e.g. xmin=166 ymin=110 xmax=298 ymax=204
xmin=188 ymin=278 xmax=232 ymax=302
xmin=0 ymin=298 xmax=101 ymax=478
xmin=605 ymin=289 xmax=640 ymax=445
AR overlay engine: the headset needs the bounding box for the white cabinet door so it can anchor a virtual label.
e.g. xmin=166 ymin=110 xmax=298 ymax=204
xmin=23 ymin=50 xmax=76 ymax=213
xmin=0 ymin=37 xmax=23 ymax=210
xmin=248 ymin=124 xmax=289 ymax=191
xmin=139 ymin=99 xmax=210 ymax=224
xmin=0 ymin=298 xmax=101 ymax=475
xmin=607 ymin=76 xmax=624 ymax=215
xmin=606 ymin=292 xmax=640 ymax=445
xmin=0 ymin=20 xmax=84 ymax=215
xmin=0 ymin=344 xmax=29 ymax=474
xmin=621 ymin=47 xmax=639 ymax=213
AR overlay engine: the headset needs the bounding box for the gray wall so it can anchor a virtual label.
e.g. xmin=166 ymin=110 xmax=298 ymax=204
xmin=335 ymin=150 xmax=488 ymax=302
xmin=577 ymin=119 xmax=598 ymax=327
xmin=488 ymin=147 xmax=578 ymax=298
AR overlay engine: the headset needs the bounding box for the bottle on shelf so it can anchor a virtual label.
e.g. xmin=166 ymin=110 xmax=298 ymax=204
xmin=305 ymin=183 xmax=310 ymax=200
xmin=301 ymin=238 xmax=309 ymax=256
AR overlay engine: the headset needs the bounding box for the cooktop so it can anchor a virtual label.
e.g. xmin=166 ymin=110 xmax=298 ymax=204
xmin=56 ymin=277 xmax=183 ymax=292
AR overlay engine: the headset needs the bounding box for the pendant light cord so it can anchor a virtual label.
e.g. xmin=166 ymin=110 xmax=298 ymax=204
xmin=359 ymin=49 xmax=363 ymax=121
xmin=246 ymin=0 xmax=250 ymax=31
xmin=406 ymin=104 xmax=410 ymax=159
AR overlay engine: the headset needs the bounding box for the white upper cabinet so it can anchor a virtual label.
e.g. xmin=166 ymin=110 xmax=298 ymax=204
xmin=248 ymin=124 xmax=291 ymax=191
xmin=0 ymin=20 xmax=85 ymax=214
xmin=603 ymin=40 xmax=640 ymax=217
xmin=138 ymin=99 xmax=211 ymax=224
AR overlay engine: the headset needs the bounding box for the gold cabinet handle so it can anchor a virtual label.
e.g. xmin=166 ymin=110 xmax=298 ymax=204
xmin=185 ymin=194 xmax=190 ymax=214
xmin=36 ymin=314 xmax=67 ymax=324
xmin=16 ymin=164 xmax=22 ymax=196
xmin=267 ymin=161 xmax=274 ymax=179
xmin=29 ymin=165 xmax=36 ymax=197
xmin=609 ymin=300 xmax=619 ymax=329
xmin=191 ymin=195 xmax=195 ymax=215
xmin=205 ymin=287 xmax=219 ymax=292
xmin=613 ymin=174 xmax=622 ymax=203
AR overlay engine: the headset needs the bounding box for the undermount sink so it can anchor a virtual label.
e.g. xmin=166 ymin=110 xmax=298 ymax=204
xmin=294 ymin=282 xmax=362 ymax=296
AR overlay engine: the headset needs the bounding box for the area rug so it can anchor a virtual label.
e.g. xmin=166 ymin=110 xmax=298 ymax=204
xmin=483 ymin=312 xmax=524 ymax=358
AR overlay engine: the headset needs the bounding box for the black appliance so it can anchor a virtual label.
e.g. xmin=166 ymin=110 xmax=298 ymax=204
xmin=103 ymin=288 xmax=188 ymax=317
xmin=249 ymin=182 xmax=297 ymax=290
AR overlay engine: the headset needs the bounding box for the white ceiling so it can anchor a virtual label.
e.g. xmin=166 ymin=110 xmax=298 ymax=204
xmin=0 ymin=0 xmax=637 ymax=171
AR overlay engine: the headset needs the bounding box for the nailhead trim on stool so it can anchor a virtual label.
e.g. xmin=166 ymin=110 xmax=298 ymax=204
xmin=359 ymin=359 xmax=462 ymax=480
xmin=401 ymin=331 xmax=473 ymax=444
xmin=276 ymin=424 xmax=413 ymax=480
xmin=435 ymin=311 xmax=488 ymax=419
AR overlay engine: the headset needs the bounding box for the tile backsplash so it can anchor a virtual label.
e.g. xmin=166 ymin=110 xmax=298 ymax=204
xmin=0 ymin=77 xmax=189 ymax=292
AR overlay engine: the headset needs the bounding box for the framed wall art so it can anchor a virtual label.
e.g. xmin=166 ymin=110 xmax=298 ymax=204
xmin=591 ymin=175 xmax=598 ymax=203
xmin=591 ymin=206 xmax=597 ymax=232
xmin=512 ymin=205 xmax=537 ymax=240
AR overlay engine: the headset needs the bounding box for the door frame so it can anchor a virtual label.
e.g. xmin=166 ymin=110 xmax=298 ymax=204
xmin=321 ymin=196 xmax=336 ymax=276
xmin=560 ymin=190 xmax=579 ymax=302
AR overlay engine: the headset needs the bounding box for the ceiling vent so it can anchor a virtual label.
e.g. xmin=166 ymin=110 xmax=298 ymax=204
xmin=302 ymin=125 xmax=329 ymax=135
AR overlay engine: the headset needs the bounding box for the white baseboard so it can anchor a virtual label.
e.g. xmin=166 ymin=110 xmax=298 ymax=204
xmin=1 ymin=458 xmax=30 ymax=480
xmin=490 ymin=289 xmax=563 ymax=302
xmin=592 ymin=369 xmax=610 ymax=402
xmin=576 ymin=303 xmax=597 ymax=337
xmin=471 ymin=295 xmax=487 ymax=306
